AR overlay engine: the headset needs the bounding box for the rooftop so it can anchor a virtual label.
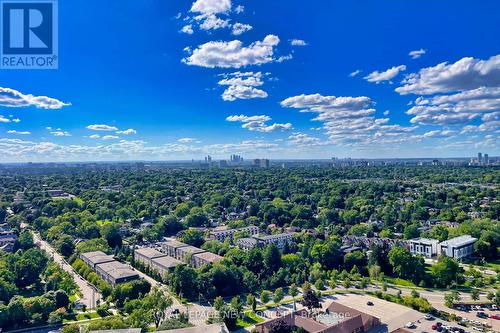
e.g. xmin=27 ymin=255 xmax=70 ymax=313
xmin=151 ymin=255 xmax=184 ymax=269
xmin=178 ymin=246 xmax=206 ymax=254
xmin=192 ymin=251 xmax=223 ymax=263
xmin=157 ymin=323 xmax=228 ymax=333
xmin=96 ymin=261 xmax=139 ymax=280
xmin=410 ymin=237 xmax=438 ymax=245
xmin=440 ymin=235 xmax=477 ymax=247
xmin=135 ymin=247 xmax=167 ymax=259
xmin=91 ymin=329 xmax=142 ymax=333
xmin=81 ymin=251 xmax=115 ymax=265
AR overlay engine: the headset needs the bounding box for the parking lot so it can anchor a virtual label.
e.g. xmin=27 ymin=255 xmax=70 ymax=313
xmin=331 ymin=293 xmax=454 ymax=333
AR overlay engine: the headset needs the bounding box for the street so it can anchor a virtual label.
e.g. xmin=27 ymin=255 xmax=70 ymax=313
xmin=31 ymin=231 xmax=102 ymax=309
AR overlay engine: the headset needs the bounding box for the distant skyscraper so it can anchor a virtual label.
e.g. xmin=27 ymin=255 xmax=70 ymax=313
xmin=484 ymin=154 xmax=489 ymax=165
xmin=478 ymin=152 xmax=482 ymax=164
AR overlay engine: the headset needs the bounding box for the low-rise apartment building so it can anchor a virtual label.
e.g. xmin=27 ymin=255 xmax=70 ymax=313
xmin=438 ymin=235 xmax=477 ymax=259
xmin=150 ymin=256 xmax=184 ymax=276
xmin=409 ymin=238 xmax=439 ymax=258
xmin=80 ymin=251 xmax=115 ymax=268
xmin=191 ymin=251 xmax=223 ymax=268
xmin=95 ymin=261 xmax=139 ymax=287
xmin=209 ymin=226 xmax=260 ymax=242
xmin=237 ymin=233 xmax=293 ymax=250
xmin=134 ymin=247 xmax=167 ymax=267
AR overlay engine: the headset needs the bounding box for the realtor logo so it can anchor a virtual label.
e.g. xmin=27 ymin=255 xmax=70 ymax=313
xmin=1 ymin=0 xmax=58 ymax=69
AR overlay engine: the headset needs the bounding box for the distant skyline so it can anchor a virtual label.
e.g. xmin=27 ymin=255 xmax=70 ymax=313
xmin=1 ymin=0 xmax=500 ymax=162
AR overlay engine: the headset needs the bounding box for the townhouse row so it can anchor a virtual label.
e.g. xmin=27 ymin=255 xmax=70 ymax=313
xmin=133 ymin=240 xmax=223 ymax=277
xmin=80 ymin=251 xmax=139 ymax=287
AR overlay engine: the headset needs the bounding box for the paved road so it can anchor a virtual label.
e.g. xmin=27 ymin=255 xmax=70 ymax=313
xmin=31 ymin=232 xmax=101 ymax=309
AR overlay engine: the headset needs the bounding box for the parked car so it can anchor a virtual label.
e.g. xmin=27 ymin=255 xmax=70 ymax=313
xmin=367 ymin=301 xmax=374 ymax=306
xmin=489 ymin=314 xmax=500 ymax=320
xmin=425 ymin=314 xmax=434 ymax=320
xmin=405 ymin=322 xmax=416 ymax=329
xmin=432 ymin=324 xmax=438 ymax=330
xmin=477 ymin=312 xmax=488 ymax=319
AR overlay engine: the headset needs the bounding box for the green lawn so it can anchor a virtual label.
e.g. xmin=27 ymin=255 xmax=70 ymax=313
xmin=384 ymin=277 xmax=417 ymax=287
xmin=75 ymin=312 xmax=100 ymax=321
xmin=234 ymin=311 xmax=265 ymax=329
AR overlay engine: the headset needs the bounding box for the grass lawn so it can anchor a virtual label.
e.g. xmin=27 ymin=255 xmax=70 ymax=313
xmin=69 ymin=294 xmax=80 ymax=302
xmin=234 ymin=311 xmax=265 ymax=329
xmin=384 ymin=277 xmax=417 ymax=287
xmin=76 ymin=312 xmax=100 ymax=321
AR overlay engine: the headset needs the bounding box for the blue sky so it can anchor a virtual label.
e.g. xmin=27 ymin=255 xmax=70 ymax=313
xmin=1 ymin=0 xmax=499 ymax=162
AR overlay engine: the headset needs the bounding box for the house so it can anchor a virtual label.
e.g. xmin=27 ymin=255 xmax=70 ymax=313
xmin=409 ymin=238 xmax=439 ymax=258
xmin=191 ymin=251 xmax=223 ymax=268
xmin=439 ymin=235 xmax=477 ymax=260
xmin=255 ymin=301 xmax=380 ymax=333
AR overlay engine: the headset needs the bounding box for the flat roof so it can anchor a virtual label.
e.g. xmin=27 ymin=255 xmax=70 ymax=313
xmin=134 ymin=247 xmax=167 ymax=259
xmin=151 ymin=255 xmax=184 ymax=269
xmin=157 ymin=323 xmax=227 ymax=333
xmin=410 ymin=237 xmax=438 ymax=245
xmin=192 ymin=251 xmax=223 ymax=263
xmin=254 ymin=233 xmax=293 ymax=241
xmin=440 ymin=235 xmax=477 ymax=247
xmin=96 ymin=261 xmax=139 ymax=280
xmin=178 ymin=246 xmax=205 ymax=254
xmin=163 ymin=240 xmax=189 ymax=249
xmin=80 ymin=251 xmax=115 ymax=265
xmin=91 ymin=329 xmax=142 ymax=333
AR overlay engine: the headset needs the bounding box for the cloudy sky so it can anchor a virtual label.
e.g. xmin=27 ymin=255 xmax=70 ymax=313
xmin=1 ymin=0 xmax=499 ymax=162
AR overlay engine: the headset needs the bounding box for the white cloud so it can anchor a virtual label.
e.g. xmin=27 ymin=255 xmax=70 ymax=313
xmin=116 ymin=128 xmax=137 ymax=135
xmin=288 ymin=133 xmax=323 ymax=146
xmin=423 ymin=129 xmax=455 ymax=138
xmin=50 ymin=130 xmax=71 ymax=137
xmin=231 ymin=22 xmax=252 ymax=35
xmin=181 ymin=25 xmax=194 ymax=34
xmin=349 ymin=69 xmax=361 ymax=77
xmin=183 ymin=34 xmax=280 ymax=68
xmin=102 ymin=135 xmax=120 ymax=140
xmin=396 ymin=55 xmax=500 ymax=95
xmin=409 ymin=49 xmax=426 ymax=59
xmin=178 ymin=137 xmax=199 ymax=143
xmin=406 ymin=87 xmax=500 ymax=125
xmin=197 ymin=14 xmax=230 ymax=31
xmin=383 ymin=110 xmax=390 ymax=116
xmin=12 ymin=118 xmax=20 ymax=123
xmin=191 ymin=0 xmax=231 ymax=15
xmin=226 ymin=114 xmax=291 ymax=132
xmin=89 ymin=134 xmax=101 ymax=139
xmin=290 ymin=39 xmax=307 ymax=46
xmin=234 ymin=5 xmax=244 ymax=14
xmin=281 ymin=93 xmax=417 ymax=145
xmin=7 ymin=130 xmax=31 ymax=135
xmin=86 ymin=124 xmax=119 ymax=131
xmin=364 ymin=65 xmax=406 ymax=84
xmin=0 ymin=115 xmax=10 ymax=123
xmin=0 ymin=87 xmax=70 ymax=109
xmin=218 ymin=71 xmax=268 ymax=101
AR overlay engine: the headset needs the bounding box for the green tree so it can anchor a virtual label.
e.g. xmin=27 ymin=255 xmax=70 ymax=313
xmin=273 ymin=287 xmax=284 ymax=304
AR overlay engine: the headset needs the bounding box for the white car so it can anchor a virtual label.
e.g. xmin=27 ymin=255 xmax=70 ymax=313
xmin=405 ymin=322 xmax=416 ymax=329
